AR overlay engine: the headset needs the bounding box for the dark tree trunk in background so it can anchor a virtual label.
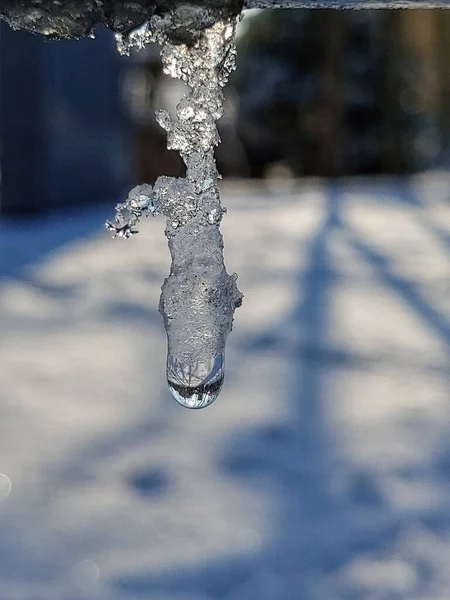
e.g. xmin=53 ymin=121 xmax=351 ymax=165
xmin=401 ymin=10 xmax=440 ymax=169
xmin=378 ymin=11 xmax=410 ymax=173
xmin=436 ymin=10 xmax=450 ymax=161
xmin=314 ymin=11 xmax=346 ymax=176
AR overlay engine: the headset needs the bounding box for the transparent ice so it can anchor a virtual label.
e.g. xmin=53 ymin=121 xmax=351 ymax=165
xmin=107 ymin=18 xmax=243 ymax=409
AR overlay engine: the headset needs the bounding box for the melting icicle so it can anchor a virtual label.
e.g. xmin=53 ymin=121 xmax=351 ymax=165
xmin=107 ymin=18 xmax=243 ymax=409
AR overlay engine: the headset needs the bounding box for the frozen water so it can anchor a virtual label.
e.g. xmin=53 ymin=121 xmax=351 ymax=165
xmin=167 ymin=353 xmax=225 ymax=409
xmin=108 ymin=18 xmax=243 ymax=408
xmin=114 ymin=22 xmax=152 ymax=56
xmin=105 ymin=183 xmax=156 ymax=238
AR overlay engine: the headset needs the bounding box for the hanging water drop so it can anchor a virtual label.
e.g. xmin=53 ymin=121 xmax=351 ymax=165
xmin=167 ymin=354 xmax=225 ymax=409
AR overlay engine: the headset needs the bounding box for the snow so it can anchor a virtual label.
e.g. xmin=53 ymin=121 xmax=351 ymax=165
xmin=1 ymin=173 xmax=450 ymax=599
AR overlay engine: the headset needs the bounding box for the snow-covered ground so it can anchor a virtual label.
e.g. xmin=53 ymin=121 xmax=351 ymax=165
xmin=1 ymin=174 xmax=450 ymax=600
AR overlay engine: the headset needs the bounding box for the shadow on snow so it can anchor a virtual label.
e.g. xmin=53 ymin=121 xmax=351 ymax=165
xmin=113 ymin=181 xmax=450 ymax=599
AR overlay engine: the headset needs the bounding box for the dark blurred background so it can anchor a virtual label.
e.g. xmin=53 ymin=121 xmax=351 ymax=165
xmin=2 ymin=8 xmax=450 ymax=214
xmin=125 ymin=9 xmax=450 ymax=183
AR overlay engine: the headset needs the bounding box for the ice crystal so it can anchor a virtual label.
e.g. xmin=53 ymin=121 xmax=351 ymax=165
xmin=108 ymin=18 xmax=243 ymax=408
xmin=105 ymin=184 xmax=156 ymax=238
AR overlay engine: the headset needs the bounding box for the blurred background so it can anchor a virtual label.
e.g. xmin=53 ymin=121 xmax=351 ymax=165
xmin=1 ymin=9 xmax=450 ymax=600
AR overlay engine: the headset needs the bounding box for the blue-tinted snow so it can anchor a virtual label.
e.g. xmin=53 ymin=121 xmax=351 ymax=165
xmin=1 ymin=174 xmax=450 ymax=600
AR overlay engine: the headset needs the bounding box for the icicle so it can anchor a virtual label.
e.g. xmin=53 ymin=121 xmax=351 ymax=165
xmin=107 ymin=19 xmax=243 ymax=409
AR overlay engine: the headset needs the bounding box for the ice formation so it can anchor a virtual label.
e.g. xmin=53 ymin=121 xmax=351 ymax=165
xmin=106 ymin=17 xmax=243 ymax=409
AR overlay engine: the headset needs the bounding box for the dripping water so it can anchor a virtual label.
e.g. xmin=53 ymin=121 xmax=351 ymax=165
xmin=167 ymin=354 xmax=225 ymax=409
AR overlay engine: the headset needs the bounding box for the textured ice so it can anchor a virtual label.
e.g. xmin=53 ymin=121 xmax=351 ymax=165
xmin=105 ymin=183 xmax=155 ymax=238
xmin=108 ymin=18 xmax=243 ymax=407
xmin=5 ymin=0 xmax=450 ymax=45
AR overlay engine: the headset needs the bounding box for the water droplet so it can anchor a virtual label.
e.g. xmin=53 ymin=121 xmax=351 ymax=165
xmin=167 ymin=353 xmax=224 ymax=409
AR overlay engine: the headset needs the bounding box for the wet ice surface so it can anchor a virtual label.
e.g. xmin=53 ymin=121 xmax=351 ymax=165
xmin=167 ymin=353 xmax=225 ymax=409
xmin=2 ymin=175 xmax=450 ymax=599
xmin=109 ymin=19 xmax=242 ymax=408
